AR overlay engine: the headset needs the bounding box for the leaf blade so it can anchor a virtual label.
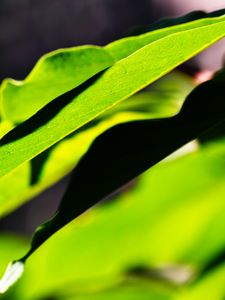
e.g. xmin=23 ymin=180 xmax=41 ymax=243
xmin=2 ymin=11 xmax=225 ymax=124
xmin=1 ymin=22 xmax=225 ymax=177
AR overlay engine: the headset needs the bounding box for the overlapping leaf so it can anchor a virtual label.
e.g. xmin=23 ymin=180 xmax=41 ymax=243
xmin=2 ymin=137 xmax=225 ymax=300
xmin=0 ymin=72 xmax=193 ymax=218
xmin=1 ymin=9 xmax=225 ymax=296
xmin=0 ymin=47 xmax=114 ymax=123
xmin=17 ymin=69 xmax=225 ymax=263
xmin=1 ymin=9 xmax=225 ymax=124
xmin=1 ymin=18 xmax=225 ymax=178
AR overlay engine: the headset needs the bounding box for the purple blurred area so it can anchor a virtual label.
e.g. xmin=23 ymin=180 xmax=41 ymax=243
xmin=1 ymin=0 xmax=225 ymax=82
xmin=1 ymin=0 xmax=225 ymax=234
xmin=0 ymin=0 xmax=161 ymax=81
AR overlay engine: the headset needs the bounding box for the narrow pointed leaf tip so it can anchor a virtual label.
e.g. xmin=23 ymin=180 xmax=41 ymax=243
xmin=0 ymin=261 xmax=24 ymax=294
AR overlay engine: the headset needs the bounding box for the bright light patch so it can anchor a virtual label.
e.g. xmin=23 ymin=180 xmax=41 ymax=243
xmin=0 ymin=261 xmax=24 ymax=294
xmin=163 ymin=140 xmax=199 ymax=162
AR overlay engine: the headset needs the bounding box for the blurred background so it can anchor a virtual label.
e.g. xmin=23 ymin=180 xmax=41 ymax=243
xmin=1 ymin=1 xmax=225 ymax=299
xmin=1 ymin=0 xmax=225 ymax=82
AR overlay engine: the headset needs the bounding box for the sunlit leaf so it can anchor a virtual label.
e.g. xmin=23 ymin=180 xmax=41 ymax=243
xmin=1 ymin=19 xmax=225 ymax=178
xmin=0 ymin=47 xmax=113 ymax=123
xmin=1 ymin=9 xmax=224 ymax=124
xmin=2 ymin=9 xmax=225 ymax=297
xmin=0 ymin=72 xmax=193 ymax=218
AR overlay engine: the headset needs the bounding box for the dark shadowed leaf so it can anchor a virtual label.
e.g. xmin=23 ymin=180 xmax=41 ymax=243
xmin=0 ymin=72 xmax=193 ymax=218
xmin=19 ymin=71 xmax=225 ymax=262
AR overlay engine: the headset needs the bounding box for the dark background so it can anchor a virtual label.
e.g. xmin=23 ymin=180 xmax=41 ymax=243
xmin=1 ymin=0 xmax=225 ymax=234
xmin=1 ymin=0 xmax=225 ymax=82
xmin=0 ymin=0 xmax=163 ymax=81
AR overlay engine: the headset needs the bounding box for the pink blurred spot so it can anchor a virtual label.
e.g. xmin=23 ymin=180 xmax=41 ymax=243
xmin=194 ymin=70 xmax=214 ymax=84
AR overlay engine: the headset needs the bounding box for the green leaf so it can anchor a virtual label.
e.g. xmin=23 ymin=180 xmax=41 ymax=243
xmin=18 ymin=71 xmax=225 ymax=262
xmin=0 ymin=121 xmax=14 ymax=139
xmin=58 ymin=283 xmax=172 ymax=300
xmin=0 ymin=72 xmax=193 ymax=218
xmin=7 ymin=139 xmax=225 ymax=300
xmin=1 ymin=10 xmax=224 ymax=124
xmin=103 ymin=71 xmax=193 ymax=118
xmin=0 ymin=163 xmax=30 ymax=218
xmin=0 ymin=113 xmax=144 ymax=218
xmin=0 ymin=47 xmax=114 ymax=123
xmin=1 ymin=20 xmax=225 ymax=178
xmin=0 ymin=235 xmax=28 ymax=279
xmin=174 ymin=264 xmax=225 ymax=300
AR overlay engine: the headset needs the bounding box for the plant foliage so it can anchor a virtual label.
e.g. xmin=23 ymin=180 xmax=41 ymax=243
xmin=1 ymin=9 xmax=225 ymax=299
